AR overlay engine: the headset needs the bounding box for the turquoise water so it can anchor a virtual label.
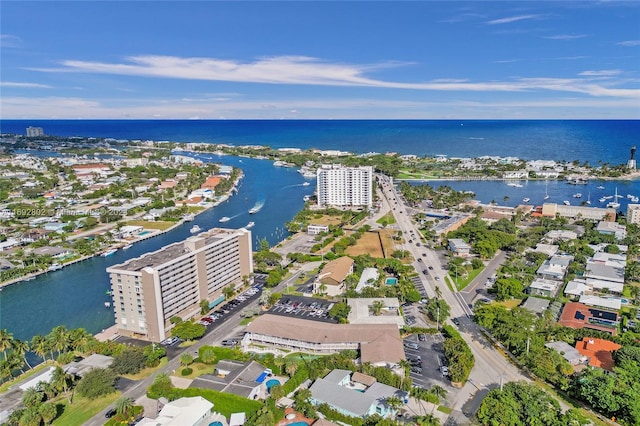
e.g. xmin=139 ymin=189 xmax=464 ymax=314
xmin=287 ymin=422 xmax=309 ymax=426
xmin=208 ymin=422 xmax=223 ymax=426
xmin=385 ymin=278 xmax=398 ymax=285
xmin=266 ymin=379 xmax=280 ymax=390
xmin=138 ymin=230 xmax=152 ymax=236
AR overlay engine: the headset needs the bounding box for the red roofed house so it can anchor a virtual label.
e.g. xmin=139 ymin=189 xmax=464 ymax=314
xmin=574 ymin=337 xmax=621 ymax=371
xmin=201 ymin=176 xmax=223 ymax=191
xmin=558 ymin=302 xmax=619 ymax=336
xmin=179 ymin=196 xmax=203 ymax=206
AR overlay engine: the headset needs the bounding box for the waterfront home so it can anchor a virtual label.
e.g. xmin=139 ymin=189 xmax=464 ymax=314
xmin=309 ymin=369 xmax=408 ymax=419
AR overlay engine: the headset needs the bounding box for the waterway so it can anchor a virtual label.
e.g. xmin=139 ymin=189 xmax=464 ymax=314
xmin=0 ymin=154 xmax=314 ymax=341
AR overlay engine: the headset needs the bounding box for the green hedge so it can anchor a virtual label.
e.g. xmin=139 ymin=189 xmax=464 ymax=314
xmin=170 ymin=388 xmax=262 ymax=418
xmin=317 ymin=403 xmax=364 ymax=426
xmin=280 ymin=364 xmax=310 ymax=395
xmin=442 ymin=325 xmax=474 ymax=384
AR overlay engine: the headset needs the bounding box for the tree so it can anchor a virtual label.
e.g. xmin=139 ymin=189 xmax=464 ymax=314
xmin=148 ymin=372 xmax=174 ymax=398
xmin=199 ymin=299 xmax=209 ymax=315
xmin=0 ymin=329 xmax=14 ymax=361
xmin=222 ymin=285 xmax=235 ymax=300
xmin=328 ymin=301 xmax=351 ymax=323
xmin=371 ymin=300 xmax=385 ymax=316
xmin=76 ymin=368 xmax=117 ymax=399
xmin=180 ymin=353 xmax=193 ymax=367
xmin=171 ymin=321 xmax=206 ymax=341
xmin=22 ymin=387 xmax=45 ymax=408
xmin=425 ymin=298 xmax=450 ymax=324
xmin=12 ymin=339 xmax=32 ymax=370
xmin=115 ymin=396 xmax=134 ymax=417
xmin=30 ymin=335 xmax=49 ymax=362
xmin=39 ymin=402 xmax=57 ymax=425
xmin=385 ymin=395 xmax=404 ymax=413
xmin=111 ymin=347 xmax=147 ymax=375
xmin=285 ymin=360 xmax=298 ymax=377
xmin=199 ymin=346 xmax=217 ymax=364
xmin=51 ymin=366 xmax=74 ymax=404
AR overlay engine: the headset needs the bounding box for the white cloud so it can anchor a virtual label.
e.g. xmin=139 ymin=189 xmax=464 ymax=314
xmin=1 ymin=81 xmax=52 ymax=89
xmin=28 ymin=54 xmax=639 ymax=99
xmin=578 ymin=70 xmax=622 ymax=76
xmin=486 ymin=15 xmax=540 ymax=25
xmin=543 ymin=34 xmax=587 ymax=40
xmin=0 ymin=34 xmax=21 ymax=47
xmin=617 ymin=40 xmax=640 ymax=46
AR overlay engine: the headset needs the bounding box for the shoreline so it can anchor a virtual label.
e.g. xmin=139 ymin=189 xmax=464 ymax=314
xmin=0 ymin=171 xmax=244 ymax=290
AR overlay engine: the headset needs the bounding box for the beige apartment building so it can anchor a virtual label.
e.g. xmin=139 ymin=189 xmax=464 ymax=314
xmin=106 ymin=228 xmax=253 ymax=342
xmin=628 ymin=204 xmax=640 ymax=225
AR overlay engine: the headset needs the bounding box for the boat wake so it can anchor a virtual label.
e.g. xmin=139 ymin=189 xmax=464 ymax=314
xmin=249 ymin=199 xmax=265 ymax=214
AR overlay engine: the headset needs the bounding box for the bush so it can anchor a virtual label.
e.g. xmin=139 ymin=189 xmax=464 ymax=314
xmin=181 ymin=367 xmax=193 ymax=376
xmin=76 ymin=368 xmax=117 ymax=399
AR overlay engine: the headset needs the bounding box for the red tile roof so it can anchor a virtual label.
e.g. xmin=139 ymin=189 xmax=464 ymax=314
xmin=558 ymin=302 xmax=618 ymax=336
xmin=575 ymin=337 xmax=621 ymax=371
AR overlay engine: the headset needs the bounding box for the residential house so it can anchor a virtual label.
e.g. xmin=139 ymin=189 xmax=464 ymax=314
xmin=136 ymin=396 xmax=213 ymax=426
xmin=308 ymin=369 xmax=408 ymax=419
xmin=545 ymin=342 xmax=589 ymax=366
xmin=596 ymin=221 xmax=627 ymax=240
xmin=190 ymin=360 xmax=270 ymax=400
xmin=558 ymin=302 xmax=619 ymax=335
xmin=521 ymin=297 xmax=551 ymax=316
xmin=448 ymin=238 xmax=472 ymax=257
xmin=536 ymin=254 xmax=573 ymax=281
xmin=528 ymin=278 xmax=561 ymax=298
xmin=307 ymin=224 xmax=329 ymax=235
xmin=574 ymin=337 xmax=621 ymax=371
xmin=314 ymin=256 xmax=354 ymax=296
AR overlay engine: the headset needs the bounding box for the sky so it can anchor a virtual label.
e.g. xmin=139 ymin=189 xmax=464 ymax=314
xmin=1 ymin=1 xmax=639 ymax=119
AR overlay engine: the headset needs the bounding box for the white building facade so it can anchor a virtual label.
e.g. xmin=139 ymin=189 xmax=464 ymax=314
xmin=317 ymin=165 xmax=373 ymax=208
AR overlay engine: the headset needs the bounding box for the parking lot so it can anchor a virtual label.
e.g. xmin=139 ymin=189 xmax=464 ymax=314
xmin=268 ymin=295 xmax=337 ymax=323
xmin=403 ymin=334 xmax=455 ymax=394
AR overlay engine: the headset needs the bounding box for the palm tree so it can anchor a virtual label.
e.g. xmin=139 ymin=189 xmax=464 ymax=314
xmin=429 ymin=384 xmax=447 ymax=402
xmin=222 ymin=285 xmax=235 ymax=300
xmin=39 ymin=402 xmax=57 ymax=425
xmin=385 ymin=395 xmax=404 ymax=414
xmin=180 ymin=353 xmax=193 ymax=367
xmin=51 ymin=366 xmax=73 ymax=403
xmin=49 ymin=325 xmax=70 ymax=357
xmin=68 ymin=328 xmax=93 ymax=353
xmin=416 ymin=414 xmax=441 ymax=426
xmin=273 ymin=356 xmax=286 ymax=375
xmin=398 ymin=360 xmax=411 ymax=377
xmin=22 ymin=386 xmax=45 ymax=408
xmin=0 ymin=329 xmax=14 ymax=361
xmin=11 ymin=339 xmax=32 ymax=371
xmin=30 ymin=335 xmax=49 ymax=362
xmin=371 ymin=300 xmax=385 ymax=316
xmin=115 ymin=396 xmax=134 ymax=417
xmin=284 ymin=360 xmax=298 ymax=377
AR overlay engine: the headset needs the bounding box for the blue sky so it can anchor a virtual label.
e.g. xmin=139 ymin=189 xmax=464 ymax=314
xmin=1 ymin=1 xmax=639 ymax=119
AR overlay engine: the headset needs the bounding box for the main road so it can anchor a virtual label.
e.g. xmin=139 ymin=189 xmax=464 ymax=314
xmin=376 ymin=175 xmax=529 ymax=415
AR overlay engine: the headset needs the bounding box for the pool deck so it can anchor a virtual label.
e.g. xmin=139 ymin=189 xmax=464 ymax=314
xmin=275 ymin=408 xmax=313 ymax=426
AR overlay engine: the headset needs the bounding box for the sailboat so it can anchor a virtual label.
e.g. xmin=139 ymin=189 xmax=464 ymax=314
xmin=544 ymin=181 xmax=550 ymax=200
xmin=607 ymin=188 xmax=621 ymax=209
xmin=586 ymin=192 xmax=591 ymax=205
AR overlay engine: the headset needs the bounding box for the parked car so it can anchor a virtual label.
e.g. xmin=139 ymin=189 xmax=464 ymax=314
xmin=404 ymin=342 xmax=419 ymax=350
xmin=105 ymin=409 xmax=117 ymax=419
xmin=221 ymin=339 xmax=238 ymax=346
xmin=410 ymin=366 xmax=422 ymax=374
xmin=418 ymin=333 xmax=426 ymax=342
xmin=452 ymin=318 xmax=460 ymax=326
xmin=428 ymin=266 xmax=434 ymax=270
xmin=441 ymin=365 xmax=449 ymax=376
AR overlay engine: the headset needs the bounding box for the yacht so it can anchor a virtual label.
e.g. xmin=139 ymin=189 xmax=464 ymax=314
xmin=219 ymin=217 xmax=231 ymax=223
xmin=607 ymin=188 xmax=621 ymax=209
xmin=597 ymin=185 xmax=605 ymax=190
xmin=563 ymin=200 xmax=571 ymax=206
xmin=48 ymin=263 xmax=63 ymax=271
xmin=190 ymin=225 xmax=201 ymax=233
xmin=599 ymin=197 xmax=607 ymax=203
xmin=101 ymin=248 xmax=118 ymax=257
xmin=183 ymin=214 xmax=195 ymax=222
xmin=544 ymin=182 xmax=549 ymax=200
xmin=302 ymin=182 xmax=310 ymax=186
xmin=586 ymin=192 xmax=591 ymax=205
xmin=249 ymin=207 xmax=259 ymax=214
xmin=104 ymin=302 xmax=111 ymax=308
xmin=303 ymin=195 xmax=310 ymax=201
xmin=245 ymin=221 xmax=255 ymax=229
xmin=522 ymin=198 xmax=530 ymax=203
xmin=573 ymin=193 xmax=582 ymax=198
xmin=122 ymin=244 xmax=133 ymax=250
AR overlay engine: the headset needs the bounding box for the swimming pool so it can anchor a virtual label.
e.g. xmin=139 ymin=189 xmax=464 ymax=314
xmin=385 ymin=278 xmax=398 ymax=285
xmin=138 ymin=230 xmax=153 ymax=236
xmin=266 ymin=379 xmax=280 ymax=390
xmin=287 ymin=422 xmax=309 ymax=426
xmin=208 ymin=422 xmax=223 ymax=426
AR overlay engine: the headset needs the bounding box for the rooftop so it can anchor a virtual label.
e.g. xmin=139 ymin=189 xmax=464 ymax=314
xmin=190 ymin=360 xmax=268 ymax=398
xmin=575 ymin=337 xmax=621 ymax=371
xmin=521 ymin=297 xmax=551 ymax=315
xmin=558 ymin=302 xmax=618 ymax=336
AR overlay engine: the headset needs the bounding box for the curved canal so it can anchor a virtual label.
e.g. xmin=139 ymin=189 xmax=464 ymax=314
xmin=0 ymin=155 xmax=313 ymax=341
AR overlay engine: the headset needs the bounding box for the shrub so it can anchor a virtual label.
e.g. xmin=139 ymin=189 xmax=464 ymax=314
xmin=181 ymin=367 xmax=193 ymax=376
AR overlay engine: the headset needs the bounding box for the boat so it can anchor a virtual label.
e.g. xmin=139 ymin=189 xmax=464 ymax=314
xmin=586 ymin=192 xmax=591 ymax=205
xmin=48 ymin=263 xmax=63 ymax=271
xmin=122 ymin=244 xmax=133 ymax=250
xmin=573 ymin=193 xmax=582 ymax=198
xmin=190 ymin=225 xmax=201 ymax=233
xmin=101 ymin=249 xmax=117 ymax=257
xmin=105 ymin=290 xmax=113 ymax=295
xmin=507 ymin=182 xmax=523 ymax=188
xmin=249 ymin=200 xmax=265 ymax=214
xmin=303 ymin=195 xmax=310 ymax=201
xmin=22 ymin=276 xmax=36 ymax=282
xmin=183 ymin=214 xmax=195 ymax=222
xmin=302 ymin=182 xmax=310 ymax=186
xmin=219 ymin=217 xmax=231 ymax=223
xmin=544 ymin=181 xmax=549 ymax=200
xmin=522 ymin=198 xmax=530 ymax=203
xmin=248 ymin=207 xmax=259 ymax=214
xmin=597 ymin=185 xmax=605 ymax=190
xmin=563 ymin=200 xmax=571 ymax=206
xmin=245 ymin=221 xmax=255 ymax=229
xmin=104 ymin=302 xmax=111 ymax=308
xmin=607 ymin=188 xmax=621 ymax=208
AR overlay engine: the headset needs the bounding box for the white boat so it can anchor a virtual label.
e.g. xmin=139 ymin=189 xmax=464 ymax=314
xmin=544 ymin=181 xmax=549 ymax=200
xmin=101 ymin=249 xmax=118 ymax=257
xmin=563 ymin=200 xmax=571 ymax=206
xmin=303 ymin=195 xmax=310 ymax=201
xmin=249 ymin=207 xmax=259 ymax=214
xmin=586 ymin=192 xmax=591 ymax=205
xmin=507 ymin=182 xmax=523 ymax=188
xmin=573 ymin=193 xmax=582 ymax=198
xmin=599 ymin=197 xmax=607 ymax=203
xmin=48 ymin=263 xmax=63 ymax=271
xmin=104 ymin=302 xmax=111 ymax=308
xmin=302 ymin=182 xmax=310 ymax=186
xmin=523 ymin=198 xmax=530 ymax=203
xmin=607 ymin=201 xmax=620 ymax=209
xmin=245 ymin=221 xmax=255 ymax=229
xmin=122 ymin=244 xmax=133 ymax=250
xmin=249 ymin=200 xmax=264 ymax=214
xmin=190 ymin=225 xmax=201 ymax=233
xmin=183 ymin=214 xmax=195 ymax=222
xmin=219 ymin=217 xmax=231 ymax=223
xmin=597 ymin=185 xmax=605 ymax=190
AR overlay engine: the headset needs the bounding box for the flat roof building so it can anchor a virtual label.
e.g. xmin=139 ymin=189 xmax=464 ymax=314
xmin=347 ymin=298 xmax=404 ymax=327
xmin=558 ymin=302 xmax=619 ymax=335
xmin=627 ymin=204 xmax=640 ymax=225
xmin=448 ymin=238 xmax=472 ymax=256
xmin=541 ymin=203 xmax=616 ymax=221
xmin=317 ymin=164 xmax=372 ymax=208
xmin=106 ymin=228 xmax=253 ymax=342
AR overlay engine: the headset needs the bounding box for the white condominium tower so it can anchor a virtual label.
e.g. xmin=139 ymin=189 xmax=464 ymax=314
xmin=317 ymin=164 xmax=373 ymax=208
xmin=106 ymin=228 xmax=253 ymax=342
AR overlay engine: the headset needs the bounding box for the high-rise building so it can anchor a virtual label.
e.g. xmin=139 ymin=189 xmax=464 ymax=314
xmin=106 ymin=228 xmax=253 ymax=342
xmin=628 ymin=204 xmax=640 ymax=225
xmin=316 ymin=164 xmax=373 ymax=208
xmin=26 ymin=126 xmax=44 ymax=137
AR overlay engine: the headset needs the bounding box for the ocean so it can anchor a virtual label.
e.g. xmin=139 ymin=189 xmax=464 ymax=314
xmin=0 ymin=119 xmax=639 ymax=346
xmin=1 ymin=119 xmax=639 ymax=165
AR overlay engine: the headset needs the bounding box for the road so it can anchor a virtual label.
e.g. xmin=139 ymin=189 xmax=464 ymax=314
xmin=84 ymin=269 xmax=307 ymax=425
xmin=376 ymin=175 xmax=529 ymax=416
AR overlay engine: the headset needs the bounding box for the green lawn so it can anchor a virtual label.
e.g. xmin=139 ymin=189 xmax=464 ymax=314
xmin=172 ymin=388 xmax=262 ymax=418
xmin=376 ymin=213 xmax=396 ymax=226
xmin=176 ymin=362 xmax=212 ymax=379
xmin=449 ymin=266 xmax=484 ymax=291
xmin=125 ymin=220 xmax=175 ymax=230
xmin=437 ymin=405 xmax=453 ymax=414
xmin=122 ymin=357 xmax=168 ymax=380
xmin=494 ymin=299 xmax=523 ymax=309
xmin=240 ymin=316 xmax=257 ymax=325
xmin=53 ymin=392 xmax=121 ymax=426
